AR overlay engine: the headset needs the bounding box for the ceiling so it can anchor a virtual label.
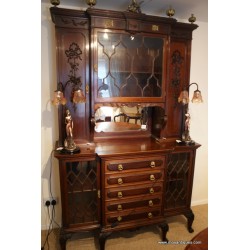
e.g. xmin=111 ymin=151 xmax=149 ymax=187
xmin=53 ymin=0 xmax=208 ymax=23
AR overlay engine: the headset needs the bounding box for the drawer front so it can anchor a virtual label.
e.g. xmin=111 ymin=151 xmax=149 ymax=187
xmin=105 ymin=183 xmax=163 ymax=200
xmin=106 ymin=196 xmax=161 ymax=212
xmin=106 ymin=171 xmax=163 ymax=186
xmin=106 ymin=158 xmax=164 ymax=173
xmin=106 ymin=208 xmax=161 ymax=226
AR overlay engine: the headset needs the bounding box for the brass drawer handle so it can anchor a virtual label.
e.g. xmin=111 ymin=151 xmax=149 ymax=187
xmin=148 ymin=212 xmax=153 ymax=219
xmin=118 ymin=178 xmax=123 ymax=185
xmin=149 ymin=188 xmax=154 ymax=194
xmin=117 ymin=216 xmax=122 ymax=222
xmin=150 ymin=161 xmax=155 ymax=168
xmin=148 ymin=200 xmax=153 ymax=207
xmin=118 ymin=191 xmax=123 ymax=198
xmin=150 ymin=174 xmax=155 ymax=181
xmin=117 ymin=204 xmax=122 ymax=211
xmin=118 ymin=164 xmax=123 ymax=171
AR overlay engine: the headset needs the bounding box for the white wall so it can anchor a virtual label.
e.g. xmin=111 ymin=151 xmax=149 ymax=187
xmin=189 ymin=21 xmax=208 ymax=206
xmin=41 ymin=2 xmax=61 ymax=229
xmin=41 ymin=2 xmax=208 ymax=229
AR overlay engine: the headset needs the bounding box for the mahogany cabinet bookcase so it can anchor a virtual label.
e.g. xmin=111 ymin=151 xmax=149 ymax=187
xmin=50 ymin=4 xmax=201 ymax=250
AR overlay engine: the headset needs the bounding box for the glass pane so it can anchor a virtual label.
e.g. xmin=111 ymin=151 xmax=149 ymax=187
xmin=66 ymin=161 xmax=98 ymax=224
xmin=97 ymin=32 xmax=163 ymax=98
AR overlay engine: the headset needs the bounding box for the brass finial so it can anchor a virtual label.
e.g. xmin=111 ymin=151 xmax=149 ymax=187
xmin=50 ymin=0 xmax=60 ymax=7
xmin=86 ymin=0 xmax=96 ymax=8
xmin=166 ymin=6 xmax=175 ymax=18
xmin=127 ymin=0 xmax=142 ymax=14
xmin=188 ymin=14 xmax=196 ymax=24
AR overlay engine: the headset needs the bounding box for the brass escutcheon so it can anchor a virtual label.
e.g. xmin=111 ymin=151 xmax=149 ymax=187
xmin=148 ymin=212 xmax=153 ymax=219
xmin=149 ymin=188 xmax=154 ymax=194
xmin=118 ymin=191 xmax=123 ymax=198
xmin=117 ymin=204 xmax=122 ymax=211
xmin=152 ymin=25 xmax=159 ymax=31
xmin=150 ymin=174 xmax=155 ymax=181
xmin=118 ymin=178 xmax=123 ymax=185
xmin=148 ymin=200 xmax=153 ymax=207
xmin=118 ymin=164 xmax=123 ymax=171
xmin=104 ymin=19 xmax=114 ymax=28
xmin=150 ymin=161 xmax=155 ymax=168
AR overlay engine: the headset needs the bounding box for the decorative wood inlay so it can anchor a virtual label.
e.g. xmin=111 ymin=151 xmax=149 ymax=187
xmin=104 ymin=19 xmax=113 ymax=28
xmin=61 ymin=17 xmax=88 ymax=27
xmin=152 ymin=25 xmax=159 ymax=31
xmin=171 ymin=50 xmax=184 ymax=107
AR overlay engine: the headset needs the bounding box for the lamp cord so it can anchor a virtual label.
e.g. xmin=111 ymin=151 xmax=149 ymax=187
xmin=42 ymin=206 xmax=53 ymax=250
xmin=42 ymin=149 xmax=61 ymax=249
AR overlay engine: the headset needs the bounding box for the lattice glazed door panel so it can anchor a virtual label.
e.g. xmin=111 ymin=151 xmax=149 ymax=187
xmin=164 ymin=152 xmax=193 ymax=211
xmin=95 ymin=31 xmax=165 ymax=101
xmin=63 ymin=160 xmax=99 ymax=227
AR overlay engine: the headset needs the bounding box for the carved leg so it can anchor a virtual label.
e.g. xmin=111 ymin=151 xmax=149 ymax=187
xmin=184 ymin=210 xmax=195 ymax=233
xmin=99 ymin=232 xmax=112 ymax=250
xmin=159 ymin=222 xmax=169 ymax=242
xmin=59 ymin=228 xmax=72 ymax=250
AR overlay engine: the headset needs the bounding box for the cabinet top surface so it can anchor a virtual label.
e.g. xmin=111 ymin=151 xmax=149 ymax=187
xmin=54 ymin=138 xmax=201 ymax=159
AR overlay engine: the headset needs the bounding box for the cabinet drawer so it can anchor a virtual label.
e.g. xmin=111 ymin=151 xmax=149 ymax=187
xmin=105 ymin=183 xmax=163 ymax=200
xmin=106 ymin=196 xmax=161 ymax=212
xmin=106 ymin=208 xmax=161 ymax=226
xmin=106 ymin=157 xmax=164 ymax=173
xmin=106 ymin=171 xmax=163 ymax=186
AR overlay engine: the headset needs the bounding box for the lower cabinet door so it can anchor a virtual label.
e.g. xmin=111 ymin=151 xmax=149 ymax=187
xmin=60 ymin=159 xmax=100 ymax=228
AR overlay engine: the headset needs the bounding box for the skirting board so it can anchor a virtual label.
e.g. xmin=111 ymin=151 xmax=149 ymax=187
xmin=191 ymin=199 xmax=208 ymax=207
xmin=41 ymin=223 xmax=61 ymax=231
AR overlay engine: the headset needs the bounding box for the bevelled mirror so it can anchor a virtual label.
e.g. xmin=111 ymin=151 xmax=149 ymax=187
xmin=94 ymin=105 xmax=148 ymax=133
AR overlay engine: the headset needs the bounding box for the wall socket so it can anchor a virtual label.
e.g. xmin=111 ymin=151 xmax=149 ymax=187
xmin=43 ymin=197 xmax=59 ymax=206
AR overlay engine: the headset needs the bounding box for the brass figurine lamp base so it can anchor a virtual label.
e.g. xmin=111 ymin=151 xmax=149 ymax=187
xmin=178 ymin=83 xmax=203 ymax=145
xmin=61 ymin=109 xmax=80 ymax=154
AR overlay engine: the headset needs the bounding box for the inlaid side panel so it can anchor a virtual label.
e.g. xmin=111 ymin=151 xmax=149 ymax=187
xmin=165 ymin=39 xmax=192 ymax=139
xmin=55 ymin=28 xmax=90 ymax=143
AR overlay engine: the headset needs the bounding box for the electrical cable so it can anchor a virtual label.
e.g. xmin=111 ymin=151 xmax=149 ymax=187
xmin=42 ymin=149 xmax=61 ymax=249
xmin=42 ymin=206 xmax=53 ymax=250
xmin=49 ymin=149 xmax=56 ymax=200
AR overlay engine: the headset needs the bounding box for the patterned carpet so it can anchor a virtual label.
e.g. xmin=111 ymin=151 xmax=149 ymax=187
xmin=41 ymin=204 xmax=208 ymax=250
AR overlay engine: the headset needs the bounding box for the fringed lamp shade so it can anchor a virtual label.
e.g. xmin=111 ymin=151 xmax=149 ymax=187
xmin=52 ymin=90 xmax=67 ymax=106
xmin=191 ymin=90 xmax=203 ymax=103
xmin=73 ymin=89 xmax=86 ymax=103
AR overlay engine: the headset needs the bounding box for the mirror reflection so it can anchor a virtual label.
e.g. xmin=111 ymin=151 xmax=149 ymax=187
xmin=94 ymin=106 xmax=148 ymax=133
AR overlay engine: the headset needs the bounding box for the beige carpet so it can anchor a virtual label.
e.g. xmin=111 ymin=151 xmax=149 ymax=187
xmin=41 ymin=204 xmax=208 ymax=250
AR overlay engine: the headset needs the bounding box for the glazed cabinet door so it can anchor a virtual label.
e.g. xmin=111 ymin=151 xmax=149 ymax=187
xmin=92 ymin=29 xmax=166 ymax=104
xmin=164 ymin=150 xmax=195 ymax=215
xmin=59 ymin=157 xmax=100 ymax=230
